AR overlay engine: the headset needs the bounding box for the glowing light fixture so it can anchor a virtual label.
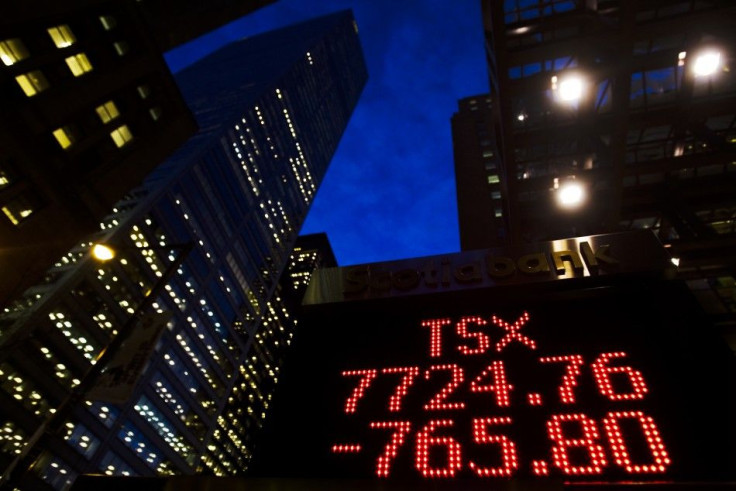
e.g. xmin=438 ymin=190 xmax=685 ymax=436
xmin=91 ymin=244 xmax=116 ymax=261
xmin=692 ymin=51 xmax=721 ymax=77
xmin=552 ymin=75 xmax=584 ymax=103
xmin=559 ymin=77 xmax=583 ymax=101
xmin=556 ymin=180 xmax=585 ymax=209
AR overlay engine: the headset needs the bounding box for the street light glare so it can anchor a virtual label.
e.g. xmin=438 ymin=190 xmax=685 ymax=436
xmin=558 ymin=76 xmax=583 ymax=101
xmin=557 ymin=181 xmax=585 ymax=208
xmin=693 ymin=51 xmax=721 ymax=77
xmin=91 ymin=244 xmax=116 ymax=261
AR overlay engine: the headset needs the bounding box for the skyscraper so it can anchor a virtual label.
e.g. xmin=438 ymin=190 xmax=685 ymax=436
xmin=0 ymin=1 xmax=198 ymax=308
xmin=452 ymin=94 xmax=502 ymax=250
xmin=454 ymin=0 xmax=736 ymax=340
xmin=0 ymin=0 xmax=276 ymax=309
xmin=135 ymin=0 xmax=277 ymax=52
xmin=0 ymin=10 xmax=366 ymax=489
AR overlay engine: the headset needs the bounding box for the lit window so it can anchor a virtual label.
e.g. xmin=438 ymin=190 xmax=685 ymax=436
xmin=53 ymin=127 xmax=74 ymax=149
xmin=15 ymin=70 xmax=49 ymax=97
xmin=149 ymin=107 xmax=162 ymax=121
xmin=136 ymin=85 xmax=150 ymax=99
xmin=494 ymin=208 xmax=503 ymax=218
xmin=99 ymin=15 xmax=117 ymax=30
xmin=2 ymin=193 xmax=39 ymax=225
xmin=488 ymin=174 xmax=500 ymax=184
xmin=0 ymin=38 xmax=28 ymax=66
xmin=0 ymin=170 xmax=10 ymax=189
xmin=65 ymin=53 xmax=92 ymax=76
xmin=110 ymin=125 xmax=133 ymax=147
xmin=113 ymin=41 xmax=128 ymax=56
xmin=95 ymin=101 xmax=119 ymax=123
xmin=47 ymin=25 xmax=76 ymax=48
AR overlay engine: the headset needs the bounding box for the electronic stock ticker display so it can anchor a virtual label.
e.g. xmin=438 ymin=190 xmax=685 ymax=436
xmin=251 ymin=280 xmax=736 ymax=486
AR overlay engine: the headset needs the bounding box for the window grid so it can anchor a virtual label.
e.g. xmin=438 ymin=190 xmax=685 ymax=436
xmin=53 ymin=127 xmax=74 ymax=149
xmin=95 ymin=101 xmax=120 ymax=123
xmin=0 ymin=38 xmax=28 ymax=66
xmin=47 ymin=25 xmax=76 ymax=48
xmin=110 ymin=125 xmax=133 ymax=147
xmin=65 ymin=53 xmax=93 ymax=77
xmin=15 ymin=70 xmax=49 ymax=97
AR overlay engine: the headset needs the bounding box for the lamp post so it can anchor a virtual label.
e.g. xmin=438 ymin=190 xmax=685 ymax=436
xmin=0 ymin=241 xmax=193 ymax=490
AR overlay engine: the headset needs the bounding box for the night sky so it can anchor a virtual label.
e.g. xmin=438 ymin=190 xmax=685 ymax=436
xmin=164 ymin=1 xmax=489 ymax=267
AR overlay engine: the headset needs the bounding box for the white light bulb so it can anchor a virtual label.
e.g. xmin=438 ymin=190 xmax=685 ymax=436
xmin=557 ymin=182 xmax=585 ymax=208
xmin=693 ymin=51 xmax=721 ymax=77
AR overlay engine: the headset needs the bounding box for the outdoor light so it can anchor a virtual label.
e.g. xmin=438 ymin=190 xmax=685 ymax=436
xmin=692 ymin=50 xmax=721 ymax=77
xmin=555 ymin=178 xmax=585 ymax=209
xmin=551 ymin=74 xmax=585 ymax=103
xmin=677 ymin=51 xmax=687 ymax=67
xmin=1 ymin=239 xmax=193 ymax=489
xmin=91 ymin=243 xmax=116 ymax=261
xmin=559 ymin=77 xmax=583 ymax=101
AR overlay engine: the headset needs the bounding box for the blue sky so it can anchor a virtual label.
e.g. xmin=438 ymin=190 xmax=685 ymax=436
xmin=164 ymin=1 xmax=489 ymax=266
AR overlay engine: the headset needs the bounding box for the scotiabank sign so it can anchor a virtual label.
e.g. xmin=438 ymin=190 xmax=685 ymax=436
xmin=303 ymin=230 xmax=673 ymax=305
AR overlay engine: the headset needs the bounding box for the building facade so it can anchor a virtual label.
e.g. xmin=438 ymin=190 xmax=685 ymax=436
xmin=0 ymin=0 xmax=278 ymax=310
xmin=0 ymin=10 xmax=366 ymax=489
xmin=0 ymin=1 xmax=200 ymax=308
xmin=452 ymin=94 xmax=503 ymax=250
xmin=135 ymin=0 xmax=277 ymax=52
xmin=454 ymin=0 xmax=736 ymax=343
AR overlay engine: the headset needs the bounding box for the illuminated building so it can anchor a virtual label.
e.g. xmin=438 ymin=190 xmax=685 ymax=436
xmin=454 ymin=0 xmax=736 ymax=343
xmin=0 ymin=2 xmax=196 ymax=308
xmin=0 ymin=10 xmax=366 ymax=489
xmin=211 ymin=233 xmax=337 ymax=473
xmin=0 ymin=0 xmax=276 ymax=310
xmin=248 ymin=231 xmax=736 ymax=485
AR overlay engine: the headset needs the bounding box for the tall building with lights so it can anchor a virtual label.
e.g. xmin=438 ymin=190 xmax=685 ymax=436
xmin=0 ymin=10 xmax=366 ymax=489
xmin=454 ymin=0 xmax=736 ymax=342
xmin=0 ymin=1 xmax=197 ymax=309
xmin=0 ymin=0 xmax=277 ymax=310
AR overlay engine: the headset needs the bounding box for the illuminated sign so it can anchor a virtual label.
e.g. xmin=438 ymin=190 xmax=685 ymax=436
xmin=250 ymin=236 xmax=735 ymax=486
xmin=303 ymin=230 xmax=674 ymax=304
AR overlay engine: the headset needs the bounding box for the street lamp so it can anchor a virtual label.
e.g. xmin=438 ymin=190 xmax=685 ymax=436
xmin=692 ymin=50 xmax=722 ymax=77
xmin=0 ymin=241 xmax=193 ymax=490
xmin=554 ymin=177 xmax=586 ymax=209
xmin=90 ymin=243 xmax=116 ymax=261
xmin=551 ymin=73 xmax=586 ymax=104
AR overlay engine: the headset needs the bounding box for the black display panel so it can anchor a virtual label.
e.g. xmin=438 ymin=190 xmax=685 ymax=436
xmin=250 ymin=279 xmax=735 ymax=485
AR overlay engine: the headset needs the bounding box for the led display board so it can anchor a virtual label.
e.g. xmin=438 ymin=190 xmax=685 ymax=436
xmin=249 ymin=234 xmax=735 ymax=487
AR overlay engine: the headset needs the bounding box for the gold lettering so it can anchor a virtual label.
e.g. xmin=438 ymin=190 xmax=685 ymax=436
xmin=343 ymin=267 xmax=368 ymax=293
xmin=422 ymin=261 xmax=439 ymax=287
xmin=454 ymin=262 xmax=482 ymax=283
xmin=517 ymin=253 xmax=551 ymax=274
xmin=393 ymin=269 xmax=420 ymax=290
xmin=441 ymin=258 xmax=451 ymax=286
xmin=551 ymin=250 xmax=584 ymax=274
xmin=486 ymin=254 xmax=515 ymax=278
xmin=370 ymin=271 xmax=392 ymax=291
xmin=580 ymin=242 xmax=618 ymax=268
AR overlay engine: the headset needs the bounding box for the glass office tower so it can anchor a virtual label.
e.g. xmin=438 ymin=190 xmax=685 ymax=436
xmin=0 ymin=10 xmax=367 ymax=489
xmin=454 ymin=1 xmax=736 ymax=343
